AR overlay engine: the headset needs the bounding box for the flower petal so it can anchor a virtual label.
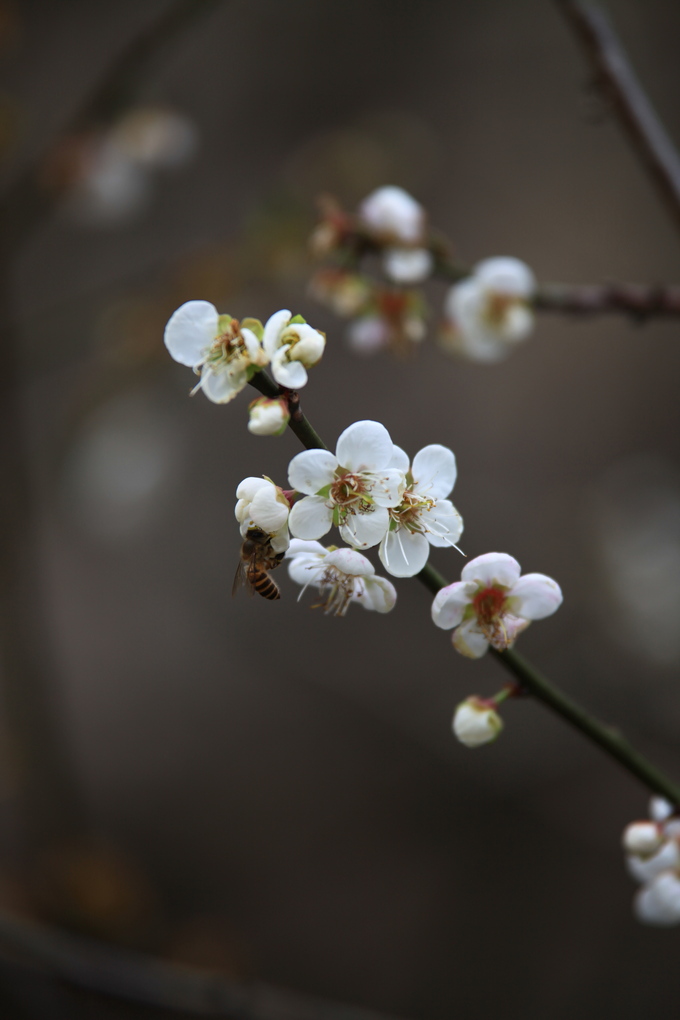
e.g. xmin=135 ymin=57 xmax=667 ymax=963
xmin=339 ymin=506 xmax=390 ymax=549
xmin=452 ymin=619 xmax=489 ymax=658
xmin=420 ymin=499 xmax=463 ymax=548
xmin=335 ymin=420 xmax=394 ymax=472
xmin=248 ymin=486 xmax=289 ymax=532
xmin=378 ymin=528 xmax=429 ymax=577
xmin=325 ymin=548 xmax=374 ymax=576
xmin=412 ymin=445 xmax=457 ymax=499
xmin=288 ymin=449 xmax=337 ymax=494
xmin=475 ymin=256 xmax=535 ymax=298
xmin=287 ymin=553 xmax=326 ymax=587
xmin=431 ymin=581 xmax=477 ymax=630
xmin=634 ymin=873 xmax=680 ymax=926
xmin=285 ymin=539 xmax=326 ymax=558
xmin=262 ymin=309 xmax=292 ymax=357
xmin=164 ymin=300 xmax=217 ymax=366
xmin=626 ymin=839 xmax=680 ymax=884
xmin=362 ymin=575 xmax=397 ymax=613
xmin=370 ymin=467 xmax=407 ymax=507
xmin=389 ymin=445 xmax=410 ymax=473
xmin=289 ymin=496 xmax=333 ymax=540
xmin=509 ymin=573 xmax=563 ymax=620
xmin=201 ymin=365 xmax=245 ymax=403
xmin=461 ymin=553 xmax=521 ymax=589
xmin=271 ymin=347 xmax=309 ymax=389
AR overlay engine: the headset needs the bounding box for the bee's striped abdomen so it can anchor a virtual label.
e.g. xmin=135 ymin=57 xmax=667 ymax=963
xmin=249 ymin=569 xmax=281 ymax=600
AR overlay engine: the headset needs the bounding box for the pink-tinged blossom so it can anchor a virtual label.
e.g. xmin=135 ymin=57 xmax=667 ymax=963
xmin=432 ymin=552 xmax=563 ymax=657
xmin=285 ymin=539 xmax=396 ymax=616
xmin=379 ymin=443 xmax=463 ymax=578
xmin=287 ymin=420 xmax=406 ymax=550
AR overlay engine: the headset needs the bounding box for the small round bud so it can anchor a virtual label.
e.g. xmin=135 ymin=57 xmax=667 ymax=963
xmin=247 ymin=398 xmax=290 ymax=437
xmin=622 ymin=822 xmax=663 ymax=857
xmin=452 ymin=696 xmax=503 ymax=748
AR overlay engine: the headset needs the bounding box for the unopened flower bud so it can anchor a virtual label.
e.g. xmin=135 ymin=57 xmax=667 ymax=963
xmin=248 ymin=397 xmax=290 ymax=436
xmin=623 ymin=822 xmax=663 ymax=857
xmin=452 ymin=696 xmax=503 ymax=748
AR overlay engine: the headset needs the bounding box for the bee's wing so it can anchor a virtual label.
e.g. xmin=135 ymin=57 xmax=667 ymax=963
xmin=232 ymin=560 xmax=254 ymax=597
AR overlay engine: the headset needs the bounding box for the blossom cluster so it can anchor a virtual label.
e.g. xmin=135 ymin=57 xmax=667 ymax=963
xmin=309 ymin=185 xmax=536 ymax=362
xmin=624 ymin=798 xmax=680 ymax=925
xmin=164 ymin=302 xmax=325 ymax=408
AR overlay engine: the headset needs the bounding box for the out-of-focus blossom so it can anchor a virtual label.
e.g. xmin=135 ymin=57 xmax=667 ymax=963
xmin=235 ymin=477 xmax=290 ymax=554
xmin=285 ymin=539 xmax=396 ymax=616
xmin=308 ymin=269 xmax=372 ymax=318
xmin=432 ymin=553 xmax=562 ymax=658
xmin=164 ymin=302 xmax=267 ymax=403
xmin=623 ymin=797 xmax=680 ymax=925
xmin=383 ymin=246 xmax=433 ymax=285
xmin=442 ymin=257 xmax=535 ymax=362
xmin=452 ymin=696 xmax=504 ymax=748
xmin=379 ymin=443 xmax=462 ymax=578
xmin=358 ymin=186 xmax=426 ymax=244
xmin=347 ymin=289 xmax=427 ymax=357
xmin=248 ymin=397 xmax=290 ymax=436
xmin=262 ymin=310 xmax=326 ymax=389
xmin=288 ymin=420 xmax=406 ymax=549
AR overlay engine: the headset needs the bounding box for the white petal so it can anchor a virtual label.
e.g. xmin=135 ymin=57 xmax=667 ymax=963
xmin=378 ymin=528 xmax=430 ymax=577
xmin=241 ymin=327 xmax=264 ymax=362
xmin=339 ymin=505 xmax=390 ymax=549
xmin=509 ymin=573 xmax=563 ymax=620
xmin=201 ymin=365 xmax=245 ymax=403
xmin=634 ymin=873 xmax=680 ymax=926
xmin=431 ymin=581 xmax=477 ymax=630
xmin=501 ymin=304 xmax=534 ymax=343
xmin=412 ymin=445 xmax=457 ymax=499
xmin=358 ymin=186 xmax=424 ymax=243
xmin=271 ymin=347 xmax=309 ymax=389
xmin=286 ymin=323 xmax=326 ymax=367
xmin=475 ymin=256 xmax=535 ymax=298
xmin=626 ymin=839 xmax=680 ymax=883
xmin=288 ymin=496 xmax=333 ymax=540
xmin=650 ymin=797 xmax=674 ymax=822
xmin=361 ymin=575 xmax=397 ymax=613
xmin=389 ymin=445 xmax=410 ymax=473
xmin=452 ymin=619 xmax=490 ymax=659
xmin=164 ymin=300 xmax=217 ymax=366
xmin=248 ymin=486 xmax=289 ymax=532
xmin=461 ymin=553 xmax=521 ymax=589
xmin=285 ymin=539 xmax=326 ymax=559
xmin=370 ymin=467 xmax=407 ymax=507
xmin=288 ymin=554 xmax=326 ymax=587
xmin=335 ymin=420 xmax=394 ymax=472
xmin=288 ymin=449 xmax=337 ymax=495
xmin=420 ymin=499 xmax=463 ymax=548
xmin=269 ymin=525 xmax=290 ymax=555
xmin=262 ymin=308 xmax=291 ymax=357
xmin=383 ymin=247 xmax=433 ymax=284
xmin=236 ymin=476 xmax=270 ymax=502
xmin=325 ymin=548 xmax=374 ymax=577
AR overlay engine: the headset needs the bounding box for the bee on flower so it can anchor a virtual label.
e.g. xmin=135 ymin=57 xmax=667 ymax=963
xmin=235 ymin=477 xmax=291 ymax=555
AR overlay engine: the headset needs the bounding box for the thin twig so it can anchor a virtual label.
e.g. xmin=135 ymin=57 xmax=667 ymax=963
xmin=557 ymin=0 xmax=680 ymax=238
xmin=0 ymin=908 xmax=406 ymax=1020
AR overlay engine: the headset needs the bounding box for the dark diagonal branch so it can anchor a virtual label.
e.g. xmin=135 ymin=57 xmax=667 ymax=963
xmin=557 ymin=0 xmax=680 ymax=238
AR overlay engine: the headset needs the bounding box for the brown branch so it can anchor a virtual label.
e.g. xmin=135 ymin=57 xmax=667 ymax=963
xmin=557 ymin=0 xmax=680 ymax=238
xmin=0 ymin=908 xmax=407 ymax=1020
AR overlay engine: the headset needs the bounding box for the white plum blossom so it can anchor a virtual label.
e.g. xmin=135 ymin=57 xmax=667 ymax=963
xmin=285 ymin=539 xmax=396 ymax=616
xmin=248 ymin=397 xmax=290 ymax=436
xmin=164 ymin=301 xmax=267 ymax=403
xmin=432 ymin=553 xmax=563 ymax=658
xmin=235 ymin=476 xmax=291 ymax=554
xmin=358 ymin=186 xmax=426 ymax=244
xmin=383 ymin=247 xmax=433 ymax=285
xmin=288 ymin=420 xmax=406 ymax=550
xmin=452 ymin=697 xmax=504 ymax=748
xmin=263 ymin=310 xmax=326 ymax=389
xmin=443 ymin=257 xmax=536 ymax=362
xmin=378 ymin=444 xmax=463 ymax=578
xmin=624 ymin=797 xmax=680 ymax=924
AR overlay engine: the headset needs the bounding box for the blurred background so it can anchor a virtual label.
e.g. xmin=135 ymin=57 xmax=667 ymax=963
xmin=1 ymin=0 xmax=680 ymax=1016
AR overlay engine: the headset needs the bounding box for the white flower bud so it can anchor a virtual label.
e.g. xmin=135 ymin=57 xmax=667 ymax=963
xmin=452 ymin=697 xmax=503 ymax=748
xmin=247 ymin=397 xmax=290 ymax=436
xmin=383 ymin=247 xmax=433 ymax=284
xmin=358 ymin=186 xmax=425 ymax=243
xmin=623 ymin=822 xmax=663 ymax=857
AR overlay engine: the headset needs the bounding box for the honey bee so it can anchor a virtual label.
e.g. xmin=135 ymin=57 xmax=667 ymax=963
xmin=233 ymin=527 xmax=285 ymax=601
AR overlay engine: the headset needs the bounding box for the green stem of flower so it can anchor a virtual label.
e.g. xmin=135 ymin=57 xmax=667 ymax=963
xmin=418 ymin=563 xmax=680 ymax=806
xmin=249 ymin=370 xmax=328 ymax=451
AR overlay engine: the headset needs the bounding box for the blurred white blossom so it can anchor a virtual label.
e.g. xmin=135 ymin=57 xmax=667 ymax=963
xmin=625 ymin=798 xmax=680 ymax=925
xmin=358 ymin=185 xmax=425 ymax=244
xmin=453 ymin=697 xmax=504 ymax=748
